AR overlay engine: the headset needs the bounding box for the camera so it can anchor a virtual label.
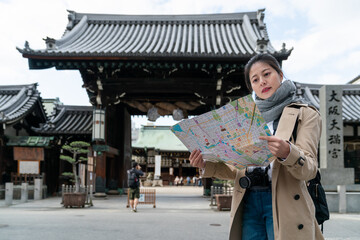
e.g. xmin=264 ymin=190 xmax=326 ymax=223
xmin=239 ymin=166 xmax=270 ymax=189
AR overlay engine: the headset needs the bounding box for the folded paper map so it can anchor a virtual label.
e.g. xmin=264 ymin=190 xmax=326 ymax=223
xmin=170 ymin=94 xmax=276 ymax=170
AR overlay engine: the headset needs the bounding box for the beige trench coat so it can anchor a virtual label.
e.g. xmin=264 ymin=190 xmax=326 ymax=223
xmin=202 ymin=103 xmax=324 ymax=240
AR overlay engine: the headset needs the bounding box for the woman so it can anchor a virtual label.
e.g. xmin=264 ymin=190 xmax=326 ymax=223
xmin=189 ymin=53 xmax=324 ymax=240
xmin=174 ymin=176 xmax=180 ymax=186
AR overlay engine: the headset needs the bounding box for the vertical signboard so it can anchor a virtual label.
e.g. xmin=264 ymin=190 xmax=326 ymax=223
xmin=154 ymin=155 xmax=161 ymax=178
xmin=320 ymin=85 xmax=344 ymax=168
xmin=319 ymin=85 xmax=354 ymax=185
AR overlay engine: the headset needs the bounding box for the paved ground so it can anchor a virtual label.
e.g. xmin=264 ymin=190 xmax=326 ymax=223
xmin=1 ymin=186 xmax=360 ymax=240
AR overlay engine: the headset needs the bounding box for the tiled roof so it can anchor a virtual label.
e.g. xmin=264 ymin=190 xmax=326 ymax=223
xmin=132 ymin=125 xmax=187 ymax=151
xmin=0 ymin=83 xmax=46 ymax=125
xmin=17 ymin=9 xmax=291 ymax=59
xmin=33 ymin=105 xmax=93 ymax=135
xmin=348 ymin=75 xmax=360 ymax=84
xmin=295 ymin=82 xmax=360 ymax=123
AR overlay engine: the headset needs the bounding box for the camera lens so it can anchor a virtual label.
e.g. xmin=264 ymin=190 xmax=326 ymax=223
xmin=239 ymin=176 xmax=251 ymax=189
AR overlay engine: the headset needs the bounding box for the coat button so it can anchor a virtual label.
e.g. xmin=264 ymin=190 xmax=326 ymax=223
xmin=297 ymin=156 xmax=305 ymax=166
xmin=294 ymin=194 xmax=300 ymax=200
xmin=298 ymin=224 xmax=304 ymax=230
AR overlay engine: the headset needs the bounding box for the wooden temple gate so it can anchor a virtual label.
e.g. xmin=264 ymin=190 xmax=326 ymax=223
xmin=17 ymin=9 xmax=291 ymax=194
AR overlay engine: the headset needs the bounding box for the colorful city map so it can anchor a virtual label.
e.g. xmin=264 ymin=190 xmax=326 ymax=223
xmin=171 ymin=95 xmax=276 ymax=170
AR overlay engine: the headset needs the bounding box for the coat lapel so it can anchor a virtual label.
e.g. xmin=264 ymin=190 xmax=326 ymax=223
xmin=274 ymin=107 xmax=300 ymax=141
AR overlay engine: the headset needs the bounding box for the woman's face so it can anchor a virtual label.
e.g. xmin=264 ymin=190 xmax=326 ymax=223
xmin=249 ymin=61 xmax=283 ymax=99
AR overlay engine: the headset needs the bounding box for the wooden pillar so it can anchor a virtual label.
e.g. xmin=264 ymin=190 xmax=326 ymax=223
xmin=179 ymin=160 xmax=183 ymax=178
xmin=45 ymin=147 xmax=60 ymax=195
xmin=106 ymin=104 xmax=131 ymax=189
xmin=109 ymin=155 xmax=116 ymax=187
xmin=118 ymin=105 xmax=132 ymax=188
xmin=95 ymin=152 xmax=106 ymax=193
xmin=203 ymin=178 xmax=212 ymax=196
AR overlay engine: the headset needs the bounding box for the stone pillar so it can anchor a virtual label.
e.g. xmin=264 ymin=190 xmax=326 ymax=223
xmin=21 ymin=183 xmax=28 ymax=203
xmin=61 ymin=184 xmax=65 ymax=204
xmin=89 ymin=185 xmax=94 ymax=206
xmin=5 ymin=182 xmax=13 ymax=206
xmin=337 ymin=185 xmax=346 ymax=213
xmin=319 ymin=85 xmax=354 ymax=185
xmin=34 ymin=179 xmax=43 ymax=200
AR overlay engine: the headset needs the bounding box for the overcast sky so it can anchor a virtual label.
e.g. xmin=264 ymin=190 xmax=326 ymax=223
xmin=1 ymin=0 xmax=359 ymax=126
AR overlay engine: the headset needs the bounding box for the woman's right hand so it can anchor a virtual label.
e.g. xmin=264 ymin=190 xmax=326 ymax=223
xmin=189 ymin=149 xmax=206 ymax=169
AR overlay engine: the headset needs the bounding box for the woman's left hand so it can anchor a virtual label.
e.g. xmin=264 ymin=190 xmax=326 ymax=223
xmin=259 ymin=135 xmax=290 ymax=159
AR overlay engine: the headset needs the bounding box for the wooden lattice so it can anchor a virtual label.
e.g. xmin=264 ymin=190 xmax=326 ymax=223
xmin=127 ymin=188 xmax=156 ymax=208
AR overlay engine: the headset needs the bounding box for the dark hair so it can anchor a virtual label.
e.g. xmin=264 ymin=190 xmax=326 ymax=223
xmin=244 ymin=53 xmax=283 ymax=92
xmin=132 ymin=161 xmax=139 ymax=168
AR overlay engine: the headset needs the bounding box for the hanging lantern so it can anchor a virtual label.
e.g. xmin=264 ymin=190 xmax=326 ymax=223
xmin=172 ymin=108 xmax=184 ymax=121
xmin=92 ymin=108 xmax=105 ymax=141
xmin=147 ymin=107 xmax=160 ymax=122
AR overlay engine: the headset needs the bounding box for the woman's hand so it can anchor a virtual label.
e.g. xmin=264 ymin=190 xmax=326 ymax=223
xmin=189 ymin=149 xmax=206 ymax=168
xmin=259 ymin=135 xmax=290 ymax=159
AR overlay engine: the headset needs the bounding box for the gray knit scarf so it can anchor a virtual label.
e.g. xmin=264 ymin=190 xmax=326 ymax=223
xmin=255 ymin=80 xmax=307 ymax=122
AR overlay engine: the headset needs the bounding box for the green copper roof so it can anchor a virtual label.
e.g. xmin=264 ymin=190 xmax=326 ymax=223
xmin=132 ymin=126 xmax=188 ymax=152
xmin=6 ymin=136 xmax=54 ymax=147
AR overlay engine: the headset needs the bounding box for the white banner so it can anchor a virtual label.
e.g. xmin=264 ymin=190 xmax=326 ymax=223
xmin=155 ymin=155 xmax=161 ymax=177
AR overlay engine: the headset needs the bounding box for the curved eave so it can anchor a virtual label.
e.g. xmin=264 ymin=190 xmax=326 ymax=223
xmin=19 ymin=49 xmax=291 ymax=59
xmin=0 ymin=84 xmax=47 ymax=125
xmin=33 ymin=124 xmax=92 ymax=135
xmin=33 ymin=105 xmax=93 ymax=135
xmin=1 ymin=104 xmax=36 ymax=125
xmin=18 ymin=49 xmax=292 ymax=70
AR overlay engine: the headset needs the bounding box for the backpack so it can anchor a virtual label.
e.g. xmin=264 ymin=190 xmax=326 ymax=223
xmin=127 ymin=169 xmax=139 ymax=189
xmin=307 ymin=171 xmax=330 ymax=226
xmin=291 ymin=109 xmax=330 ymax=230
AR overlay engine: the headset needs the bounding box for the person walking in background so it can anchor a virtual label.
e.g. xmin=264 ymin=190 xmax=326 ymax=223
xmin=127 ymin=161 xmax=144 ymax=212
xmin=179 ymin=176 xmax=183 ymax=186
xmin=192 ymin=176 xmax=197 ymax=186
xmin=198 ymin=176 xmax=202 ymax=186
xmin=189 ymin=53 xmax=324 ymax=240
xmin=186 ymin=176 xmax=191 ymax=186
xmin=174 ymin=176 xmax=180 ymax=186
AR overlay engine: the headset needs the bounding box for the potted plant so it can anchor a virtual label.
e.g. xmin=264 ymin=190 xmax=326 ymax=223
xmin=60 ymin=141 xmax=90 ymax=208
